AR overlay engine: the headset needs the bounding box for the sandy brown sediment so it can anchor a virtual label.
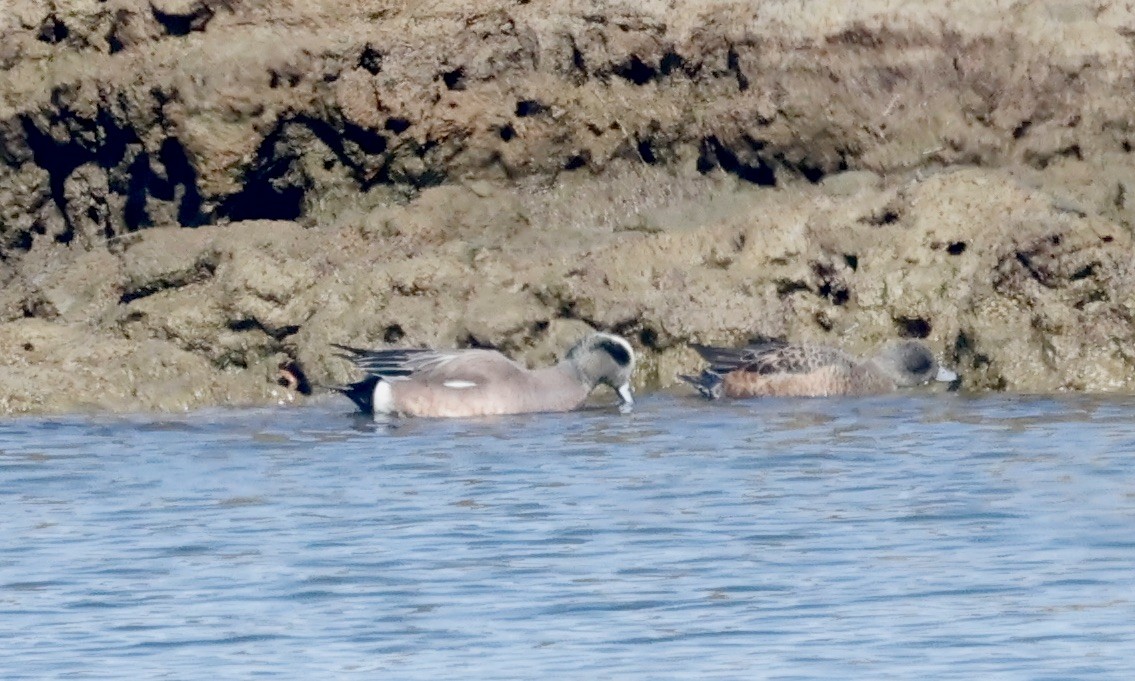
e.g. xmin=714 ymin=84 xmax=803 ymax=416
xmin=3 ymin=0 xmax=1135 ymax=413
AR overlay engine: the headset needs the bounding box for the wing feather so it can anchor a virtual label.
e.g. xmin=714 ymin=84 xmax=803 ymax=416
xmin=331 ymin=344 xmax=459 ymax=379
xmin=691 ymin=341 xmax=853 ymax=375
xmin=332 ymin=344 xmax=525 ymax=385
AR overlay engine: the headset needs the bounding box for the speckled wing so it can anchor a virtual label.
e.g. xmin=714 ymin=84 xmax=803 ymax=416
xmin=691 ymin=341 xmax=853 ymax=375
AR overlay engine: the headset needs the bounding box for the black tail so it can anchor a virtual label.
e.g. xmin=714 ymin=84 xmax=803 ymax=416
xmin=678 ymin=371 xmax=724 ymax=400
xmin=332 ymin=375 xmax=381 ymax=414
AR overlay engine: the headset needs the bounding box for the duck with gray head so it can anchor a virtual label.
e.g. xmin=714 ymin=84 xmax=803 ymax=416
xmin=333 ymin=332 xmax=636 ymax=418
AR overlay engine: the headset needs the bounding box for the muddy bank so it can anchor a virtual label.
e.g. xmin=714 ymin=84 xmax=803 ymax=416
xmin=3 ymin=1 xmax=1135 ymax=413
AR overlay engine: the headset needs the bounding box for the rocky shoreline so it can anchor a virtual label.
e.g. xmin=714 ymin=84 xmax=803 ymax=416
xmin=3 ymin=0 xmax=1135 ymax=413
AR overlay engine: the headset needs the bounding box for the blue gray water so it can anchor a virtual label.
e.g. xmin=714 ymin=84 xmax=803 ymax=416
xmin=2 ymin=393 xmax=1134 ymax=679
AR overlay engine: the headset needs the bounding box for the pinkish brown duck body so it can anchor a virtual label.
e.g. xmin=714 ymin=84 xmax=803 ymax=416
xmin=680 ymin=339 xmax=957 ymax=399
xmin=333 ymin=332 xmax=636 ymax=418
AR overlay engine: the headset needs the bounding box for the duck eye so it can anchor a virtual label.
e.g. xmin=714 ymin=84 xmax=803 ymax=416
xmin=905 ymin=352 xmax=933 ymax=375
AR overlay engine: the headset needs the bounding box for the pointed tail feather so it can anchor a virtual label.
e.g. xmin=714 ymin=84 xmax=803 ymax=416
xmin=678 ymin=371 xmax=725 ymax=400
xmin=328 ymin=375 xmax=381 ymax=414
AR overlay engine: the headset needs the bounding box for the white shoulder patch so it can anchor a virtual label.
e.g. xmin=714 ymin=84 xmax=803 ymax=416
xmin=372 ymin=380 xmax=395 ymax=415
xmin=443 ymin=380 xmax=477 ymax=389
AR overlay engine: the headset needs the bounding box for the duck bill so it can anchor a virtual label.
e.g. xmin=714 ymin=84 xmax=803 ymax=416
xmin=935 ymin=366 xmax=958 ymax=383
xmin=616 ymin=383 xmax=634 ymax=413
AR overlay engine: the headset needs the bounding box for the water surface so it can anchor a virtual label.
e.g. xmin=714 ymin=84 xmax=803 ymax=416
xmin=2 ymin=394 xmax=1134 ymax=678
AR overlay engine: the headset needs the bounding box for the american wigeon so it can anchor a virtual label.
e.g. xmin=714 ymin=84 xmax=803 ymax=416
xmin=679 ymin=339 xmax=957 ymax=399
xmin=333 ymin=332 xmax=636 ymax=418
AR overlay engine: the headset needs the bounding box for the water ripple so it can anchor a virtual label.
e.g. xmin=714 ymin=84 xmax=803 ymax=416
xmin=1 ymin=394 xmax=1134 ymax=678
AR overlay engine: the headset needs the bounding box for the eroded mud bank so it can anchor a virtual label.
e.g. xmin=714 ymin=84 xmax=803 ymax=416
xmin=3 ymin=1 xmax=1135 ymax=412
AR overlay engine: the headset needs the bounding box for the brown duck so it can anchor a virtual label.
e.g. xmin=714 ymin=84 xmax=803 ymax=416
xmin=680 ymin=339 xmax=957 ymax=399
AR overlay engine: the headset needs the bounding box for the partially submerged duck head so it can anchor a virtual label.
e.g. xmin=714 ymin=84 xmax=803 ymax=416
xmin=562 ymin=332 xmax=636 ymax=412
xmin=870 ymin=340 xmax=957 ymax=388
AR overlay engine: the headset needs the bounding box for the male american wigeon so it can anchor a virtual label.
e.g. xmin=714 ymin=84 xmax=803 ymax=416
xmin=679 ymin=338 xmax=957 ymax=399
xmin=333 ymin=332 xmax=636 ymax=418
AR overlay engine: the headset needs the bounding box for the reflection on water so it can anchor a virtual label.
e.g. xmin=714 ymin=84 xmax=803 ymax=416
xmin=2 ymin=394 xmax=1135 ymax=678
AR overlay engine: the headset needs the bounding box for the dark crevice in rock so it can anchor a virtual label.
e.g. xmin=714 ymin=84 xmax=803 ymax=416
xmin=383 ymin=324 xmax=405 ymax=343
xmin=946 ymin=241 xmax=967 ymax=255
xmin=545 ymin=298 xmax=603 ymax=333
xmin=384 ymin=117 xmax=411 ymax=134
xmin=1026 ymin=144 xmax=1083 ymax=169
xmin=358 ymin=44 xmax=383 ymax=74
xmin=341 ymin=120 xmax=389 ymax=156
xmin=570 ymin=44 xmax=587 ymax=77
xmin=268 ymin=70 xmax=302 ymax=89
xmin=107 ymin=17 xmax=128 ymax=55
xmin=726 ymin=45 xmax=750 ymax=91
xmin=695 ymin=139 xmax=716 ymax=173
xmin=814 ymin=262 xmax=850 ymax=305
xmin=498 ymin=124 xmax=516 ymax=141
xmin=1073 ymin=288 xmax=1107 ymax=309
xmin=563 ymin=153 xmax=588 ymax=170
xmin=158 ymin=138 xmax=205 ymax=226
xmin=779 ymin=154 xmax=830 ymax=184
xmin=218 ymin=116 xmax=392 ymax=221
xmin=609 ymin=50 xmax=692 ymax=85
xmin=1069 ymin=263 xmax=1097 ymax=282
xmin=228 ymin=317 xmax=299 ymax=341
xmin=18 ymin=105 xmax=149 ymax=246
xmin=37 ymin=15 xmax=70 ymax=44
xmin=6 ymin=232 xmax=34 ymax=256
xmin=614 ymin=55 xmax=657 ymax=85
xmin=829 ymin=24 xmax=886 ymax=49
xmin=700 ymin=136 xmax=777 ymax=186
xmin=732 ymin=231 xmax=747 ymax=252
xmin=220 ymin=171 xmax=306 ymax=222
xmin=953 ymin=330 xmax=973 ymax=360
xmin=94 ymin=108 xmax=137 ymax=170
xmin=457 ymin=333 xmax=498 ymax=350
xmin=659 ymin=51 xmax=687 ymax=76
xmin=275 ymin=324 xmax=301 ymax=338
xmin=441 ymin=67 xmax=466 ymax=90
xmin=636 ymin=138 xmax=657 ymax=164
xmin=119 ymin=259 xmax=217 ymax=304
xmin=775 ymin=279 xmax=810 ymax=296
xmin=152 ymin=3 xmax=215 ymax=37
xmin=217 ymin=129 xmax=307 ymax=222
xmin=23 ymin=295 xmax=59 ymax=320
xmin=20 ymin=115 xmax=85 ymax=239
xmin=954 ymin=330 xmax=998 ymax=386
xmin=639 ymin=326 xmax=660 ymax=349
xmin=818 ymin=282 xmax=849 ymax=305
xmin=844 ymin=254 xmax=859 ymax=271
xmin=515 ymin=99 xmax=547 ymax=117
xmin=861 ymin=208 xmax=901 ymax=226
xmin=1014 ymin=251 xmax=1052 ymax=287
xmin=896 ymin=316 xmax=932 ymax=338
